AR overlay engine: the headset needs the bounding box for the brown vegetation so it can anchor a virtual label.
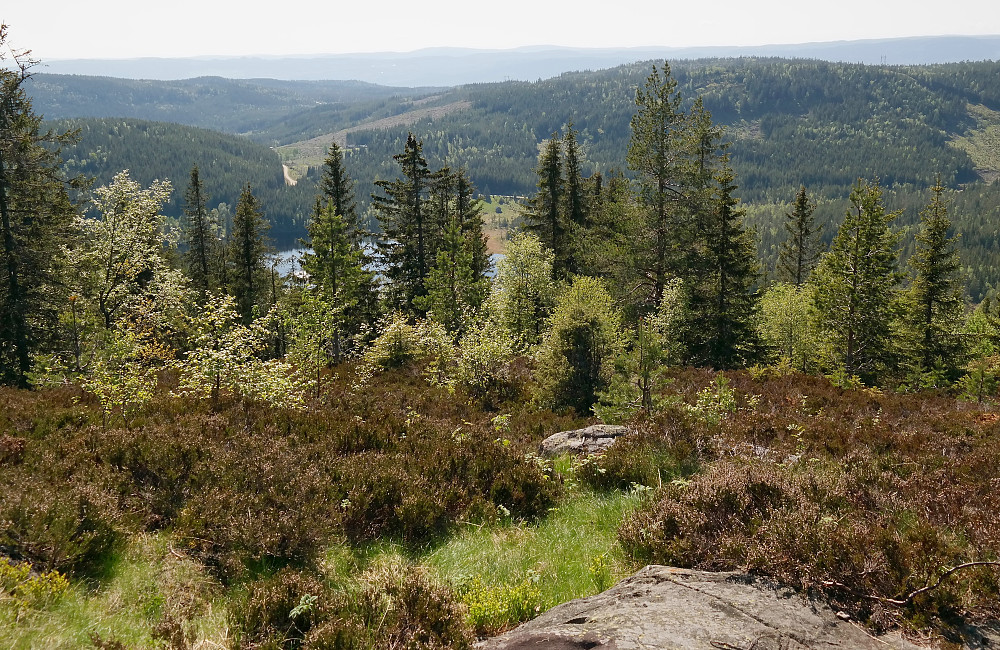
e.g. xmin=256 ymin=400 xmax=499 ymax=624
xmin=0 ymin=367 xmax=569 ymax=585
xmin=619 ymin=369 xmax=1000 ymax=636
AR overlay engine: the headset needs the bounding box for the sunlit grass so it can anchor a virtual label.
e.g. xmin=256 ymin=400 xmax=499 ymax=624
xmin=422 ymin=488 xmax=645 ymax=608
xmin=0 ymin=534 xmax=229 ymax=650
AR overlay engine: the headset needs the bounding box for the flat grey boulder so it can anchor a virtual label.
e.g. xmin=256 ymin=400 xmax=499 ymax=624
xmin=539 ymin=424 xmax=630 ymax=457
xmin=479 ymin=566 xmax=928 ymax=649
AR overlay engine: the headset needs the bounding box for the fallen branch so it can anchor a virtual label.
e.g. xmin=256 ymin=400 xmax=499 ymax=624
xmin=822 ymin=560 xmax=1000 ymax=606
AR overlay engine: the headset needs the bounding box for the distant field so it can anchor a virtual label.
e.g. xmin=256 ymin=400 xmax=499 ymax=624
xmin=277 ymin=100 xmax=473 ymax=180
xmin=950 ymin=103 xmax=1000 ymax=184
xmin=480 ymin=195 xmax=524 ymax=254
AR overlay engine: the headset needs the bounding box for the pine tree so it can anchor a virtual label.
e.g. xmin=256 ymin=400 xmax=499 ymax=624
xmin=684 ymin=98 xmax=726 ymax=228
xmin=812 ymin=179 xmax=902 ymax=383
xmin=229 ymin=184 xmax=271 ymax=324
xmin=318 ymin=141 xmax=361 ymax=244
xmin=523 ymin=134 xmax=566 ymax=278
xmin=903 ymin=177 xmax=966 ymax=382
xmin=0 ymin=30 xmax=82 ymax=386
xmin=182 ymin=164 xmax=216 ymax=293
xmin=373 ymin=133 xmax=432 ymax=314
xmin=778 ymin=186 xmax=822 ymax=285
xmin=626 ymin=62 xmax=686 ymax=306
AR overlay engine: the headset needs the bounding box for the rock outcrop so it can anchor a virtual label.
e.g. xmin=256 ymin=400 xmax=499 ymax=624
xmin=479 ymin=566 xmax=930 ymax=649
xmin=538 ymin=424 xmax=630 ymax=457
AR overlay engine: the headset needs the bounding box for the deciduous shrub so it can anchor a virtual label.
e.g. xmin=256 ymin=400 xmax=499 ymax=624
xmin=0 ymin=557 xmax=70 ymax=610
xmin=460 ymin=575 xmax=541 ymax=636
xmin=534 ymin=277 xmax=624 ymax=414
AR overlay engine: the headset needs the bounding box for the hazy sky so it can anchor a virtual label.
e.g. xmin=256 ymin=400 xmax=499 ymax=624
xmin=3 ymin=0 xmax=999 ymax=60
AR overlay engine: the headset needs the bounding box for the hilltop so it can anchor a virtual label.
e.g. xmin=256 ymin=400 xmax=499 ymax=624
xmin=36 ymin=36 xmax=1000 ymax=85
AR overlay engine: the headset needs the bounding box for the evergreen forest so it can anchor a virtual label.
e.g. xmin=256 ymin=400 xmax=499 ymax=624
xmin=5 ymin=23 xmax=1000 ymax=649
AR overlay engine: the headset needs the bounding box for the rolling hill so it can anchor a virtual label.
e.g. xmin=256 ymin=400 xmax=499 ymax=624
xmin=32 ymin=57 xmax=1000 ymax=296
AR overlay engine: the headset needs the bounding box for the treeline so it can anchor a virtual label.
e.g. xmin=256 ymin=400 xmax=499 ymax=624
xmin=7 ymin=48 xmax=998 ymax=403
xmin=36 ymin=59 xmax=1000 ymax=294
xmin=32 ymin=58 xmax=1000 ymax=204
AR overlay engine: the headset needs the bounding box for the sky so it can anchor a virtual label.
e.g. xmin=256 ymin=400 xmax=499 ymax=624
xmin=3 ymin=0 xmax=1000 ymax=60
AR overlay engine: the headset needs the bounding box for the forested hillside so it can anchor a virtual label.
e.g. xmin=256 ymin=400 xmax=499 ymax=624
xmin=28 ymin=74 xmax=439 ymax=135
xmin=317 ymin=58 xmax=998 ymax=202
xmin=34 ymin=58 xmax=1000 ymax=294
xmin=53 ymin=118 xmax=315 ymax=245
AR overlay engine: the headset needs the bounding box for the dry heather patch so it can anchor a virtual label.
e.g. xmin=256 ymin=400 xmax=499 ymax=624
xmin=620 ymin=370 xmax=1000 ymax=635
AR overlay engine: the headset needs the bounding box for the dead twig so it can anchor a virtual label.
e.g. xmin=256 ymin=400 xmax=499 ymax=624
xmin=822 ymin=560 xmax=1000 ymax=606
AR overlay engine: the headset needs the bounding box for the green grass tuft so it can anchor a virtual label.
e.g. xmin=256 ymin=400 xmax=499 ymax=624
xmin=423 ymin=489 xmax=644 ymax=617
xmin=0 ymin=534 xmax=228 ymax=649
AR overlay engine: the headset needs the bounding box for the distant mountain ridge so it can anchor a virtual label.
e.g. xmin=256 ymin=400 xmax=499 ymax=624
xmin=38 ymin=36 xmax=1000 ymax=86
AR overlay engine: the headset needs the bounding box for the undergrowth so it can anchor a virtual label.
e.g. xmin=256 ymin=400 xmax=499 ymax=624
xmin=4 ymin=367 xmax=1000 ymax=645
xmin=620 ymin=368 xmax=1000 ymax=638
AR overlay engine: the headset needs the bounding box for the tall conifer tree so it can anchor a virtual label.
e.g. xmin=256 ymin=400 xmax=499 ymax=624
xmin=182 ymin=164 xmax=216 ymax=293
xmin=229 ymin=184 xmax=271 ymax=324
xmin=684 ymin=162 xmax=761 ymax=368
xmin=0 ymin=29 xmax=81 ymax=386
xmin=373 ymin=133 xmax=432 ymax=313
xmin=301 ymin=201 xmax=374 ymax=361
xmin=904 ymin=177 xmax=966 ymax=380
xmin=561 ymin=121 xmax=587 ymax=275
xmin=318 ymin=141 xmax=361 ymax=244
xmin=778 ymin=186 xmax=821 ymax=285
xmin=812 ymin=179 xmax=901 ymax=383
xmin=455 ymin=169 xmax=490 ymax=281
xmin=627 ymin=62 xmax=687 ymax=305
xmin=524 ymin=134 xmax=566 ymax=278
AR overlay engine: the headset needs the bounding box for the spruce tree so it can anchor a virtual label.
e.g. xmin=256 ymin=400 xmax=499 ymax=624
xmin=580 ymin=169 xmax=634 ymax=287
xmin=373 ymin=133 xmax=432 ymax=314
xmin=455 ymin=169 xmax=490 ymax=281
xmin=301 ymin=201 xmax=374 ymax=361
xmin=524 ymin=134 xmax=566 ymax=278
xmin=182 ymin=164 xmax=216 ymax=293
xmin=229 ymin=184 xmax=271 ymax=324
xmin=429 ymin=165 xmax=456 ymax=244
xmin=561 ymin=121 xmax=587 ymax=275
xmin=0 ymin=30 xmax=82 ymax=386
xmin=778 ymin=186 xmax=822 ymax=285
xmin=685 ymin=163 xmax=761 ymax=368
xmin=318 ymin=141 xmax=361 ymax=244
xmin=415 ymin=214 xmax=487 ymax=337
xmin=904 ymin=177 xmax=966 ymax=381
xmin=812 ymin=179 xmax=901 ymax=383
